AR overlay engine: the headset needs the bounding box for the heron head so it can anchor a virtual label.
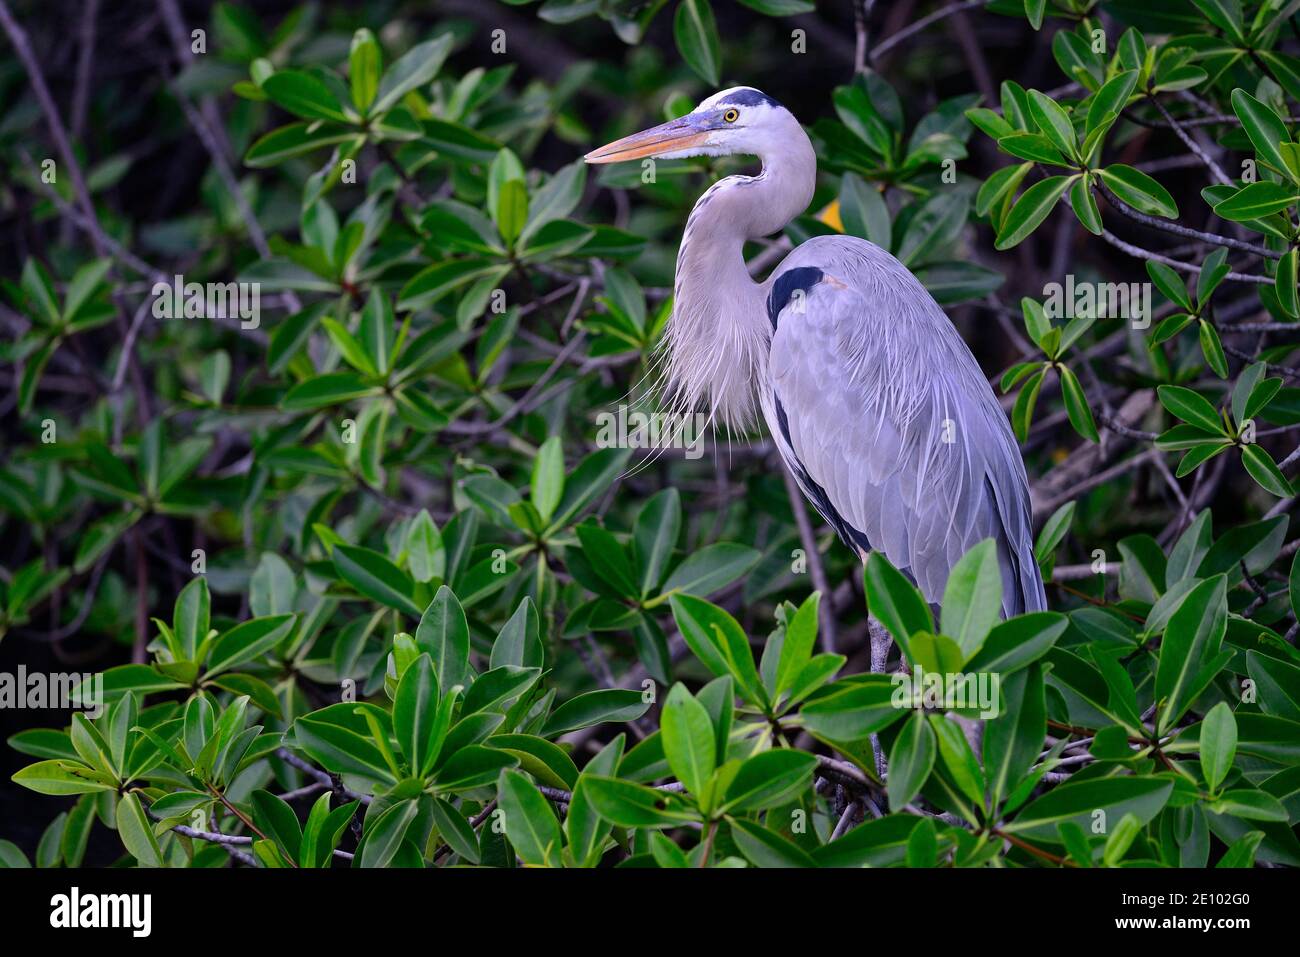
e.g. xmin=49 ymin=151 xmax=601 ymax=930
xmin=584 ymin=86 xmax=797 ymax=164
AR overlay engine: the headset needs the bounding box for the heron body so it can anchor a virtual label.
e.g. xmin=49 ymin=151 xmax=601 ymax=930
xmin=586 ymin=87 xmax=1046 ymax=620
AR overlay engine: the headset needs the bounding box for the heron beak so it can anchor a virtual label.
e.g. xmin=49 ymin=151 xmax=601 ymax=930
xmin=584 ymin=116 xmax=708 ymax=164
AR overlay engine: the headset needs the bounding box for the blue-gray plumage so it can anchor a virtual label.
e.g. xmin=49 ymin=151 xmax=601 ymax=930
xmin=586 ymin=86 xmax=1046 ymax=650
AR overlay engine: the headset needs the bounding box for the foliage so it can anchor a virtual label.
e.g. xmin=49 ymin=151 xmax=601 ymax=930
xmin=2 ymin=0 xmax=1300 ymax=869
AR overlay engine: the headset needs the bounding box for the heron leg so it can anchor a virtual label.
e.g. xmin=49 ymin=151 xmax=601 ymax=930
xmin=867 ymin=618 xmax=892 ymax=778
xmin=869 ymin=620 xmax=891 ymax=674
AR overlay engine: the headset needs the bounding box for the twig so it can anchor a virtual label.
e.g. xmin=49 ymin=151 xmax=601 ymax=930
xmin=277 ymin=747 xmax=372 ymax=805
xmin=1149 ymin=97 xmax=1232 ymax=187
xmin=872 ymin=0 xmax=990 ymax=59
xmin=1096 ymin=182 xmax=1276 ymax=259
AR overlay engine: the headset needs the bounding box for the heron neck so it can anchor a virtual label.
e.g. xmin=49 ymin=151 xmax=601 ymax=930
xmin=663 ymin=141 xmax=814 ymax=433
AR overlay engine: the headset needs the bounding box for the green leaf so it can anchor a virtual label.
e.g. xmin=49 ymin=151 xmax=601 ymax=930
xmin=995 ymin=175 xmax=1073 ymax=250
xmin=800 ymin=676 xmax=903 ymax=740
xmin=930 ymin=714 xmax=985 ymax=811
xmin=1102 ymin=812 xmax=1142 ymax=866
xmin=774 ymin=592 xmax=820 ymax=699
xmin=839 ymin=173 xmax=892 ymax=245
xmin=1197 ymin=248 xmax=1231 ymax=306
xmin=373 ymin=34 xmax=453 ymax=116
xmin=1027 ymin=89 xmax=1077 ymax=159
xmin=1209 ymin=788 xmax=1289 ymax=822
xmin=565 ymin=737 xmax=624 ymax=867
xmin=11 ymin=760 xmax=117 ymax=796
xmin=406 ymin=509 xmax=445 ymax=584
xmin=998 ymin=132 xmax=1069 ymax=166
xmin=530 ymin=436 xmax=565 ymax=523
xmin=1213 ymin=181 xmax=1298 ymax=221
xmin=1155 ymin=575 xmax=1228 ymax=734
xmin=522 ymin=162 xmax=587 ymax=244
xmin=251 ymin=790 xmax=303 ymax=862
xmin=659 ymin=543 xmax=760 ymax=599
xmin=1276 ymin=248 xmax=1299 ymax=318
xmin=984 ymin=665 xmax=1046 ymax=809
xmin=633 ymin=488 xmax=681 ymax=596
xmin=812 ymin=815 xmax=922 ymax=867
xmin=583 ymin=776 xmax=696 ymax=828
xmin=1242 ymin=444 xmax=1293 ymax=497
xmin=864 ymin=551 xmax=932 ymax=655
xmin=720 ymin=750 xmax=816 ymax=813
xmin=1034 ymin=501 xmax=1075 ymax=567
xmin=498 ymin=769 xmax=563 ymax=867
xmin=669 ymin=594 xmax=767 ymax=707
xmin=1069 ymin=174 xmax=1103 ymax=235
xmin=205 ymin=614 xmax=295 ymax=678
xmin=495 ymin=179 xmax=528 ymax=246
xmin=1246 ymin=650 xmax=1300 ymax=721
xmin=333 ymin=545 xmax=423 ymax=618
xmin=1099 ymin=165 xmax=1178 ymax=218
xmin=940 ymin=540 xmax=1002 ymax=660
xmin=1157 ymin=385 xmax=1225 ymax=434
xmin=1200 ymin=701 xmax=1237 ymax=794
xmin=173 ymin=576 xmax=210 ymax=661
xmin=549 ymin=448 xmax=631 ymax=528
xmin=1005 ymin=776 xmax=1173 ymax=842
xmin=282 ymin=372 xmax=378 ymax=411
xmin=415 ymin=586 xmax=471 ymax=694
xmin=116 ymin=792 xmax=164 ymax=866
xmin=488 ymin=734 xmax=578 ymax=791
xmin=1086 ymin=71 xmax=1139 ymax=133
xmin=1231 ymin=89 xmax=1294 ymax=182
xmin=435 ymin=746 xmax=517 ymax=792
xmin=1216 ymin=830 xmax=1265 ymax=868
xmin=1146 ymin=260 xmax=1192 ymax=312
xmin=1199 ymin=320 xmax=1229 ymax=379
xmin=887 ymin=710 xmax=937 ymax=809
xmin=349 ymin=28 xmax=381 ymax=113
xmin=430 ymin=798 xmax=481 ymax=864
xmin=542 ymin=689 xmax=650 ymax=736
xmin=262 ymin=70 xmax=349 ymax=122
xmin=394 ymin=654 xmax=442 ymax=777
xmin=293 ymin=706 xmax=397 ymax=785
xmin=491 ymin=598 xmax=544 ymax=670
xmin=674 ymin=0 xmax=721 ymax=86
xmin=729 ymin=818 xmax=816 ymax=867
xmin=245 ymin=123 xmax=360 ymax=168
xmin=358 ymin=799 xmax=419 ymax=868
xmin=1058 ymin=364 xmax=1100 ymax=442
xmin=659 ymin=684 xmax=716 ymax=799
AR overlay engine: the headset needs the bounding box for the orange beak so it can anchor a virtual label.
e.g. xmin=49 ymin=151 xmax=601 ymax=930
xmin=584 ymin=116 xmax=709 ymax=164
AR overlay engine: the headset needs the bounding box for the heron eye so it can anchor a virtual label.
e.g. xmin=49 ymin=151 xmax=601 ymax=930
xmin=723 ymin=108 xmax=739 ymax=123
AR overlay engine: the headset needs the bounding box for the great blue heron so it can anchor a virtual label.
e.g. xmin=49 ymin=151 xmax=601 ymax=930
xmin=586 ymin=87 xmax=1047 ymax=669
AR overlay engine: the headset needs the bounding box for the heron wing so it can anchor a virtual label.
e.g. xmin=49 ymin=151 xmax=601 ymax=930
xmin=762 ymin=236 xmax=1045 ymax=617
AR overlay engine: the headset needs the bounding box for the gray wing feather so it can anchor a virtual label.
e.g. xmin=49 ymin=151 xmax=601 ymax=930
xmin=762 ymin=235 xmax=1046 ymax=617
